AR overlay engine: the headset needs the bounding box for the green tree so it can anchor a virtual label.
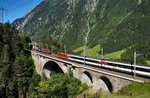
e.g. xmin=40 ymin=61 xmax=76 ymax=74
xmin=11 ymin=32 xmax=23 ymax=57
xmin=13 ymin=51 xmax=34 ymax=97
xmin=36 ymin=71 xmax=88 ymax=97
xmin=0 ymin=45 xmax=15 ymax=97
xmin=20 ymin=35 xmax=31 ymax=49
xmin=28 ymin=70 xmax=41 ymax=98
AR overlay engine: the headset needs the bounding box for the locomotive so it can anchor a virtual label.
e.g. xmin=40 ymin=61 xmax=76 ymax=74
xmin=33 ymin=45 xmax=51 ymax=54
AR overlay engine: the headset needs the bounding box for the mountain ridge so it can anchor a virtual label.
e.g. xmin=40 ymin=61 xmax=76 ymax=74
xmin=12 ymin=0 xmax=150 ymax=63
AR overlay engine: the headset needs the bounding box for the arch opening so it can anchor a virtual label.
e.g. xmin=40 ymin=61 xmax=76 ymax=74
xmin=84 ymin=71 xmax=93 ymax=83
xmin=81 ymin=71 xmax=93 ymax=86
xmin=29 ymin=44 xmax=33 ymax=50
xmin=100 ymin=76 xmax=113 ymax=93
xmin=42 ymin=61 xmax=64 ymax=77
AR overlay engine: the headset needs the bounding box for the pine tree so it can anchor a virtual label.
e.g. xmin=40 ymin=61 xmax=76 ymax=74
xmin=13 ymin=51 xmax=34 ymax=97
xmin=0 ymin=45 xmax=14 ymax=97
xmin=0 ymin=23 xmax=37 ymax=97
xmin=11 ymin=31 xmax=23 ymax=57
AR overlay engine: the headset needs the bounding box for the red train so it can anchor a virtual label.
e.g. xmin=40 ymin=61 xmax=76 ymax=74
xmin=32 ymin=46 xmax=69 ymax=58
xmin=41 ymin=49 xmax=51 ymax=54
xmin=57 ymin=52 xmax=70 ymax=59
xmin=32 ymin=46 xmax=51 ymax=54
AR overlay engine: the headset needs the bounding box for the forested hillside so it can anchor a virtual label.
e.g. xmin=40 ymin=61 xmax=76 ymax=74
xmin=38 ymin=36 xmax=74 ymax=54
xmin=0 ymin=23 xmax=87 ymax=97
xmin=0 ymin=23 xmax=36 ymax=97
xmin=12 ymin=0 xmax=150 ymax=64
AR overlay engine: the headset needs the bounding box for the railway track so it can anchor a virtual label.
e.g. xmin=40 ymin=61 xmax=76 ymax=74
xmin=33 ymin=51 xmax=150 ymax=82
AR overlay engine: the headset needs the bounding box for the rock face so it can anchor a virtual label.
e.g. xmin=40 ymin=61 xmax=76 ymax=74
xmin=12 ymin=0 xmax=150 ymax=53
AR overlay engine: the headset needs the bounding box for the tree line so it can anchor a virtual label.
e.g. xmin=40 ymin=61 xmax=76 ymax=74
xmin=38 ymin=36 xmax=75 ymax=54
xmin=0 ymin=23 xmax=88 ymax=97
xmin=0 ymin=23 xmax=36 ymax=97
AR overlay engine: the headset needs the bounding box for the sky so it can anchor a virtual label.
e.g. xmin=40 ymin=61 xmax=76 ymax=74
xmin=0 ymin=0 xmax=43 ymax=23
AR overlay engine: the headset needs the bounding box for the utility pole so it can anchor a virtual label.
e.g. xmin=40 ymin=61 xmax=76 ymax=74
xmin=64 ymin=45 xmax=66 ymax=54
xmin=51 ymin=46 xmax=53 ymax=54
xmin=46 ymin=44 xmax=48 ymax=49
xmin=84 ymin=48 xmax=85 ymax=66
xmin=101 ymin=47 xmax=103 ymax=59
xmin=134 ymin=51 xmax=136 ymax=78
xmin=133 ymin=52 xmax=150 ymax=78
xmin=0 ymin=7 xmax=8 ymax=23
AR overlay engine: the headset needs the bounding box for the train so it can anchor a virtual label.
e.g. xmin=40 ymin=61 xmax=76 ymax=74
xmin=33 ymin=45 xmax=51 ymax=54
xmin=57 ymin=52 xmax=70 ymax=59
xmin=67 ymin=54 xmax=150 ymax=78
xmin=32 ymin=45 xmax=150 ymax=78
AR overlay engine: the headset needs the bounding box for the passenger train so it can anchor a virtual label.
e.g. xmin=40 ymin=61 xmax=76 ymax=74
xmin=67 ymin=54 xmax=150 ymax=78
xmin=32 ymin=45 xmax=150 ymax=78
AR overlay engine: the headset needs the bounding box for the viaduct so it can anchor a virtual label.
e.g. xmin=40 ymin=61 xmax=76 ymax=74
xmin=31 ymin=51 xmax=143 ymax=93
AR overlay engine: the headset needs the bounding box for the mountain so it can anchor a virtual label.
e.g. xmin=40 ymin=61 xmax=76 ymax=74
xmin=12 ymin=0 xmax=97 ymax=49
xmin=12 ymin=0 xmax=150 ymax=63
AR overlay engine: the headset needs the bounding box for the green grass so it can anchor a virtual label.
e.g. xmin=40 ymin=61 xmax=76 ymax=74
xmin=103 ymin=93 xmax=150 ymax=98
xmin=74 ymin=44 xmax=101 ymax=58
xmin=79 ymin=82 xmax=150 ymax=98
xmin=146 ymin=60 xmax=150 ymax=65
xmin=116 ymin=82 xmax=150 ymax=97
xmin=74 ymin=45 xmax=126 ymax=60
xmin=105 ymin=49 xmax=126 ymax=60
xmin=77 ymin=88 xmax=98 ymax=98
xmin=81 ymin=44 xmax=101 ymax=58
xmin=75 ymin=45 xmax=150 ymax=66
xmin=73 ymin=45 xmax=88 ymax=53
xmin=103 ymin=93 xmax=130 ymax=98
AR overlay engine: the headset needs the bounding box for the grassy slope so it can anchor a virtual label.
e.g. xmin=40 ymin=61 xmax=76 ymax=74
xmin=105 ymin=49 xmax=126 ymax=60
xmin=116 ymin=82 xmax=150 ymax=97
xmin=79 ymin=82 xmax=150 ymax=98
xmin=82 ymin=44 xmax=101 ymax=58
xmin=146 ymin=60 xmax=150 ymax=65
xmin=74 ymin=44 xmax=150 ymax=65
xmin=78 ymin=44 xmax=101 ymax=58
xmin=73 ymin=45 xmax=88 ymax=53
xmin=74 ymin=44 xmax=125 ymax=60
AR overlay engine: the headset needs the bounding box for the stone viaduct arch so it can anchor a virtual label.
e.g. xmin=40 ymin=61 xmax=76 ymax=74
xmin=32 ymin=53 xmax=69 ymax=76
xmin=100 ymin=76 xmax=113 ymax=93
xmin=32 ymin=52 xmax=140 ymax=93
xmin=80 ymin=71 xmax=93 ymax=86
xmin=42 ymin=61 xmax=64 ymax=77
xmin=78 ymin=69 xmax=113 ymax=93
xmin=84 ymin=71 xmax=93 ymax=83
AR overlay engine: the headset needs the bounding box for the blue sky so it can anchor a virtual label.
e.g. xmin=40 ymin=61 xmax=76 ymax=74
xmin=0 ymin=0 xmax=43 ymax=23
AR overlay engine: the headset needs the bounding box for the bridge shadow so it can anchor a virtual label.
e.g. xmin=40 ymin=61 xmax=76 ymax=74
xmin=100 ymin=76 xmax=113 ymax=93
xmin=84 ymin=71 xmax=93 ymax=83
xmin=42 ymin=61 xmax=64 ymax=77
xmin=81 ymin=71 xmax=93 ymax=86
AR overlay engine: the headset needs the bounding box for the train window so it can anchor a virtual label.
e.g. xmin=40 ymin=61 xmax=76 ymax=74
xmin=136 ymin=67 xmax=150 ymax=73
xmin=86 ymin=59 xmax=97 ymax=63
xmin=70 ymin=56 xmax=84 ymax=60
